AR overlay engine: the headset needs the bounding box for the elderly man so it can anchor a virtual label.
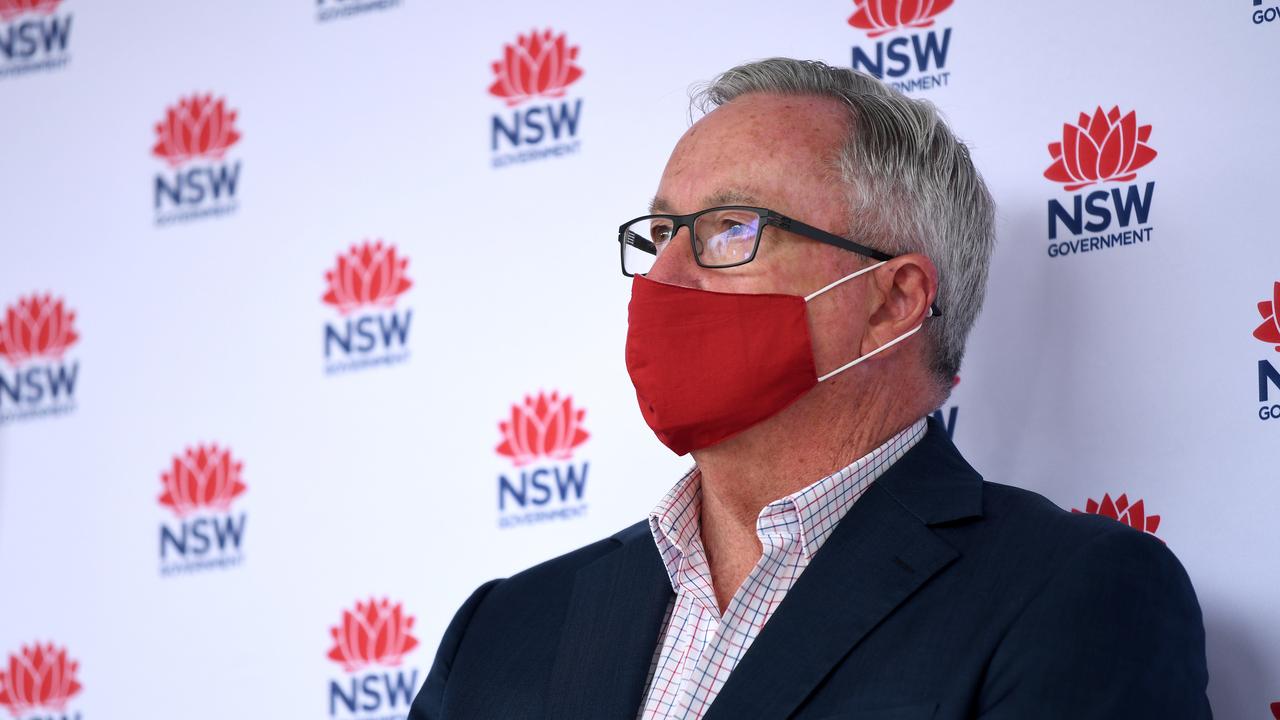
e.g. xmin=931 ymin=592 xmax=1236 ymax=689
xmin=409 ymin=59 xmax=1210 ymax=719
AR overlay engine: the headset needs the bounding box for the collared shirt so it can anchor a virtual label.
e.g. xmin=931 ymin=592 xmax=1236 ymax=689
xmin=637 ymin=418 xmax=928 ymax=720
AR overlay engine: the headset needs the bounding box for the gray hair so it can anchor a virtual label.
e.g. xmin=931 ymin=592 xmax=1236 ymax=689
xmin=692 ymin=58 xmax=995 ymax=394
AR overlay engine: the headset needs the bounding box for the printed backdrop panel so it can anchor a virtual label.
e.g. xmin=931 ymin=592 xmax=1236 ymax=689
xmin=1 ymin=0 xmax=1277 ymax=718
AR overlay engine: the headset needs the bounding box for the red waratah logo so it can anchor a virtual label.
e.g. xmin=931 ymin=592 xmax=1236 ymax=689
xmin=0 ymin=294 xmax=78 ymax=368
xmin=1044 ymin=106 xmax=1157 ymax=191
xmin=1253 ymin=281 xmax=1280 ymax=352
xmin=327 ymin=598 xmax=419 ymax=673
xmin=151 ymin=94 xmax=242 ymax=168
xmin=488 ymin=29 xmax=583 ymax=107
xmin=848 ymin=0 xmax=953 ymax=37
xmin=1269 ymin=701 xmax=1279 ymax=719
xmin=0 ymin=0 xmax=61 ymax=22
xmin=496 ymin=390 xmax=589 ymax=467
xmin=0 ymin=642 xmax=82 ymax=717
xmin=1073 ymin=492 xmax=1162 ymax=539
xmin=158 ymin=444 xmax=247 ymax=518
xmin=322 ymin=241 xmax=413 ymax=315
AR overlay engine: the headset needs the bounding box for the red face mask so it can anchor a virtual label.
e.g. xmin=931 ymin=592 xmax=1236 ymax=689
xmin=624 ymin=263 xmax=925 ymax=455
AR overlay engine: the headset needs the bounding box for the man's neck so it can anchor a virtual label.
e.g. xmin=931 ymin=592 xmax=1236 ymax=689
xmin=691 ymin=380 xmax=920 ymax=612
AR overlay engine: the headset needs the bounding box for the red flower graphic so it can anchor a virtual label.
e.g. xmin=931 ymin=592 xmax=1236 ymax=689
xmin=0 ymin=294 xmax=79 ymax=368
xmin=488 ymin=29 xmax=583 ymax=107
xmin=848 ymin=0 xmax=953 ymax=37
xmin=0 ymin=643 xmax=82 ymax=717
xmin=0 ymin=0 xmax=61 ymax=22
xmin=327 ymin=598 xmax=419 ymax=672
xmin=321 ymin=240 xmax=413 ymax=314
xmin=1270 ymin=701 xmax=1279 ymax=719
xmin=1073 ymin=493 xmax=1161 ymax=539
xmin=151 ymin=94 xmax=242 ymax=168
xmin=158 ymin=444 xmax=247 ymax=518
xmin=496 ymin=391 xmax=589 ymax=467
xmin=1253 ymin=281 xmax=1280 ymax=352
xmin=1044 ymin=106 xmax=1157 ymax=191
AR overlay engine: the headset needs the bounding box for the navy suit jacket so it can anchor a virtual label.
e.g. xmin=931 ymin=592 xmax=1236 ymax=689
xmin=409 ymin=418 xmax=1211 ymax=719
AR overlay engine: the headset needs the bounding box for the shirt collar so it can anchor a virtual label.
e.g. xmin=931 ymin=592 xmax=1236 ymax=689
xmin=647 ymin=417 xmax=929 ymax=589
xmin=647 ymin=465 xmax=703 ymax=591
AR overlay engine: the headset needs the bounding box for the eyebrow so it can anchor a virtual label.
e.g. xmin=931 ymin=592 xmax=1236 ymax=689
xmin=648 ymin=188 xmax=762 ymax=215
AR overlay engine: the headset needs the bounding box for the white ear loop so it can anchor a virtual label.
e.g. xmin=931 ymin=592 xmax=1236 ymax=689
xmin=803 ymin=261 xmax=887 ymax=302
xmin=803 ymin=260 xmax=930 ymax=383
xmin=816 ymin=323 xmax=924 ymax=382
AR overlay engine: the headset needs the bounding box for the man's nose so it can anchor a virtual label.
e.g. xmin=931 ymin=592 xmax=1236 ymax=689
xmin=647 ymin=226 xmax=703 ymax=287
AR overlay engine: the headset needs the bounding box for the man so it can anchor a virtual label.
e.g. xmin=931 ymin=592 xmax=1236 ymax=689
xmin=409 ymin=59 xmax=1210 ymax=719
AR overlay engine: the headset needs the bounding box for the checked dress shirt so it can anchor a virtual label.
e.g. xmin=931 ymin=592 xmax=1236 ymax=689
xmin=638 ymin=418 xmax=928 ymax=719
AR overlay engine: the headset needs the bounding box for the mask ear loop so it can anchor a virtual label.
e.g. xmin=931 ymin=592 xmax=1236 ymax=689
xmin=803 ymin=261 xmax=886 ymax=302
xmin=804 ymin=261 xmax=934 ymax=383
xmin=817 ymin=323 xmax=924 ymax=382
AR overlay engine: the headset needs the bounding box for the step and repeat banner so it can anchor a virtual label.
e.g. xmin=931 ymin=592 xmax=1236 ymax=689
xmin=1 ymin=0 xmax=1277 ymax=718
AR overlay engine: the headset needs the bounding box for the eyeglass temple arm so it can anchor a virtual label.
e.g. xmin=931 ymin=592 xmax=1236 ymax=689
xmin=619 ymin=228 xmax=658 ymax=255
xmin=771 ymin=215 xmax=893 ymax=261
xmin=770 ymin=215 xmax=943 ymax=317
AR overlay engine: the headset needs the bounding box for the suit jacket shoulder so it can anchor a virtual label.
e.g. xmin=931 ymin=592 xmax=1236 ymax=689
xmin=409 ymin=523 xmax=661 ymax=720
xmin=959 ymin=483 xmax=1207 ymax=718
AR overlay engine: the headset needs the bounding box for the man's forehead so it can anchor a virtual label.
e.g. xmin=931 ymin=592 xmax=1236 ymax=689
xmin=649 ymin=95 xmax=849 ymax=217
xmin=649 ymin=188 xmax=764 ymax=214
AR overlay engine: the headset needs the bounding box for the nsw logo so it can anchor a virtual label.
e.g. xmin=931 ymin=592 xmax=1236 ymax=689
xmin=0 ymin=641 xmax=83 ymax=720
xmin=157 ymin=444 xmax=249 ymax=577
xmin=0 ymin=0 xmax=71 ymax=79
xmin=152 ymin=93 xmax=243 ymax=226
xmin=1253 ymin=281 xmax=1280 ymax=421
xmin=1072 ymin=492 xmax=1162 ymax=540
xmin=1254 ymin=0 xmax=1279 ymax=26
xmin=488 ymin=29 xmax=584 ymax=169
xmin=1043 ymin=106 xmax=1157 ymax=259
xmin=0 ymin=293 xmax=80 ymax=425
xmin=321 ymin=240 xmax=413 ymax=374
xmin=848 ymin=0 xmax=952 ymax=93
xmin=316 ymin=0 xmax=401 ymax=23
xmin=496 ymin=390 xmax=590 ymax=528
xmin=326 ymin=598 xmax=421 ymax=720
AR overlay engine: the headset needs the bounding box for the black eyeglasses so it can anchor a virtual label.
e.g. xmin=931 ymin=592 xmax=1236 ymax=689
xmin=618 ymin=205 xmax=941 ymax=315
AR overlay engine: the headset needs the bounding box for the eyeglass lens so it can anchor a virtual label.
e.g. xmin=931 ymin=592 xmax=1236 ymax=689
xmin=622 ymin=209 xmax=762 ymax=275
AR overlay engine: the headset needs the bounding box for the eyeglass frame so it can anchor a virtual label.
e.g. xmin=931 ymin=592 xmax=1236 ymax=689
xmin=617 ymin=205 xmax=942 ymax=317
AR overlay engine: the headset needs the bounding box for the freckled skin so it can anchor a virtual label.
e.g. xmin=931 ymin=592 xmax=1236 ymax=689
xmin=641 ymin=92 xmax=942 ymax=611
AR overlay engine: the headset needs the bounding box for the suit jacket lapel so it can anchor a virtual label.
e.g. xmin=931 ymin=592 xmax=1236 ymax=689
xmin=547 ymin=523 xmax=674 ymax=720
xmin=703 ymin=418 xmax=983 ymax=720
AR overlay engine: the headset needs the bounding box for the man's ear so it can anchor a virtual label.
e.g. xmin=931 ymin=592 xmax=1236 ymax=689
xmin=861 ymin=252 xmax=938 ymax=356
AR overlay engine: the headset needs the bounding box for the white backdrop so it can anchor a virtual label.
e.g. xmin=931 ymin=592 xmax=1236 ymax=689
xmin=1 ymin=0 xmax=1278 ymax=718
